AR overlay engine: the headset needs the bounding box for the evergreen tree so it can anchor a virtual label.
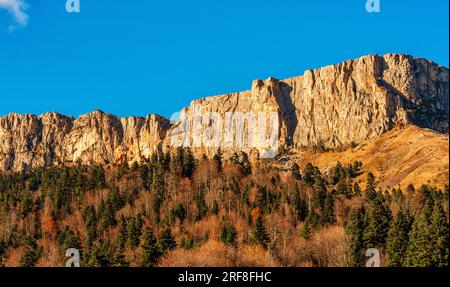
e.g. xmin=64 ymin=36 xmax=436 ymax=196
xmin=404 ymin=210 xmax=433 ymax=267
xmin=127 ymin=217 xmax=141 ymax=248
xmin=386 ymin=207 xmax=413 ymax=267
xmin=322 ymin=192 xmax=336 ymax=225
xmin=430 ymin=200 xmax=449 ymax=267
xmin=353 ymin=183 xmax=362 ymax=197
xmin=118 ymin=216 xmax=128 ymax=250
xmin=20 ymin=237 xmax=41 ymax=267
xmin=140 ymin=228 xmax=161 ymax=267
xmin=213 ymin=150 xmax=223 ymax=173
xmin=219 ymin=222 xmax=238 ymax=248
xmin=291 ymin=163 xmax=302 ymax=181
xmin=159 ymin=228 xmax=176 ymax=253
xmin=363 ymin=196 xmax=392 ymax=249
xmin=212 ymin=200 xmax=220 ymax=215
xmin=364 ymin=173 xmax=377 ymax=202
xmin=345 ymin=207 xmax=365 ymax=267
xmin=293 ymin=185 xmax=307 ymax=222
xmin=251 ymin=216 xmax=270 ymax=249
xmin=182 ymin=148 xmax=196 ymax=178
xmin=300 ymin=221 xmax=312 ymax=240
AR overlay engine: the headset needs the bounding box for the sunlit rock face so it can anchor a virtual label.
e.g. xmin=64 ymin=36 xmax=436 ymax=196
xmin=0 ymin=54 xmax=448 ymax=171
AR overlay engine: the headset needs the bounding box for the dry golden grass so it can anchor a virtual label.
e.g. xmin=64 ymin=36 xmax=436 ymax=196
xmin=290 ymin=126 xmax=449 ymax=190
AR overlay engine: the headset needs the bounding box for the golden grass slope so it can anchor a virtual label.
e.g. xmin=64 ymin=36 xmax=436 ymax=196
xmin=289 ymin=126 xmax=449 ymax=190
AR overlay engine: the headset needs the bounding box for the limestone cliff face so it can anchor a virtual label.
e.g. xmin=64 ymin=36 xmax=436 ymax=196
xmin=0 ymin=111 xmax=171 ymax=171
xmin=0 ymin=54 xmax=448 ymax=171
xmin=166 ymin=54 xmax=448 ymax=158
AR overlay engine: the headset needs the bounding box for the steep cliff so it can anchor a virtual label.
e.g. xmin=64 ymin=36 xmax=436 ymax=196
xmin=0 ymin=54 xmax=448 ymax=171
xmin=0 ymin=111 xmax=171 ymax=171
xmin=167 ymin=54 xmax=448 ymax=158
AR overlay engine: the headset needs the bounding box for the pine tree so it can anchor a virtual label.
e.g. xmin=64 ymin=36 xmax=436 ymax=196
xmin=363 ymin=196 xmax=392 ymax=249
xmin=251 ymin=216 xmax=270 ymax=249
xmin=118 ymin=216 xmax=128 ymax=250
xmin=300 ymin=221 xmax=312 ymax=240
xmin=159 ymin=228 xmax=176 ymax=253
xmin=321 ymin=192 xmax=336 ymax=225
xmin=140 ymin=228 xmax=161 ymax=267
xmin=404 ymin=210 xmax=433 ymax=267
xmin=219 ymin=222 xmax=238 ymax=248
xmin=345 ymin=207 xmax=365 ymax=267
xmin=293 ymin=185 xmax=307 ymax=222
xmin=291 ymin=163 xmax=302 ymax=181
xmin=386 ymin=207 xmax=413 ymax=267
xmin=429 ymin=200 xmax=449 ymax=267
xmin=364 ymin=173 xmax=377 ymax=202
xmin=353 ymin=183 xmax=362 ymax=197
xmin=127 ymin=217 xmax=141 ymax=248
xmin=182 ymin=148 xmax=196 ymax=178
xmin=20 ymin=237 xmax=41 ymax=267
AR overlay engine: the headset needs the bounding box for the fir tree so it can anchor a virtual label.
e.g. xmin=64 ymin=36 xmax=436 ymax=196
xmin=321 ymin=192 xmax=336 ymax=225
xmin=219 ymin=222 xmax=238 ymax=248
xmin=20 ymin=237 xmax=41 ymax=267
xmin=140 ymin=228 xmax=161 ymax=267
xmin=345 ymin=206 xmax=365 ymax=267
xmin=300 ymin=221 xmax=312 ymax=240
xmin=291 ymin=163 xmax=302 ymax=181
xmin=159 ymin=228 xmax=176 ymax=253
xmin=404 ymin=210 xmax=433 ymax=267
xmin=385 ymin=207 xmax=413 ymax=267
xmin=429 ymin=200 xmax=449 ymax=267
xmin=127 ymin=217 xmax=141 ymax=248
xmin=251 ymin=216 xmax=270 ymax=249
xmin=363 ymin=196 xmax=392 ymax=249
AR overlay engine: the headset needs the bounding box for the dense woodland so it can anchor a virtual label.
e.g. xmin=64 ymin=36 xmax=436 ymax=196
xmin=0 ymin=148 xmax=448 ymax=267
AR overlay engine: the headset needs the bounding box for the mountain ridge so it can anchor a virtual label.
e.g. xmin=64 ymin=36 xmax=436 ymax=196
xmin=0 ymin=53 xmax=448 ymax=173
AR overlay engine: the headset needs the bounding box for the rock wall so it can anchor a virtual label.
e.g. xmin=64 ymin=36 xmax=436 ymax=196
xmin=0 ymin=54 xmax=448 ymax=171
xmin=0 ymin=111 xmax=171 ymax=171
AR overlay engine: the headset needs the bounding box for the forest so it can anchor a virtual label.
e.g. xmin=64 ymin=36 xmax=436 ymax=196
xmin=0 ymin=148 xmax=448 ymax=267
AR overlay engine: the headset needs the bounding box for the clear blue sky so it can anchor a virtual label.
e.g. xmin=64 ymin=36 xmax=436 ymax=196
xmin=0 ymin=0 xmax=448 ymax=118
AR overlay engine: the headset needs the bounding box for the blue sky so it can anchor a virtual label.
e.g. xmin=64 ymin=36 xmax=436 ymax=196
xmin=0 ymin=0 xmax=448 ymax=118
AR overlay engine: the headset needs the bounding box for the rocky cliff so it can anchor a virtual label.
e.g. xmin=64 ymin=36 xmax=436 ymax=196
xmin=0 ymin=111 xmax=171 ymax=171
xmin=0 ymin=54 xmax=448 ymax=171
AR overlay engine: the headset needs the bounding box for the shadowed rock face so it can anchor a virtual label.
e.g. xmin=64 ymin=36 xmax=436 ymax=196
xmin=0 ymin=54 xmax=448 ymax=171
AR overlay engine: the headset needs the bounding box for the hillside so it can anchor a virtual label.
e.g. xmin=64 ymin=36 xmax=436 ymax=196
xmin=282 ymin=125 xmax=449 ymax=189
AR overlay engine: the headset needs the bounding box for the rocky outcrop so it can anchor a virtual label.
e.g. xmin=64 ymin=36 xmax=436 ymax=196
xmin=166 ymin=54 xmax=448 ymax=158
xmin=0 ymin=54 xmax=448 ymax=171
xmin=0 ymin=111 xmax=171 ymax=171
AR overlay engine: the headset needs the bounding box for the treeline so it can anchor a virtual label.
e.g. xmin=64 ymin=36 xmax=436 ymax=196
xmin=0 ymin=148 xmax=448 ymax=267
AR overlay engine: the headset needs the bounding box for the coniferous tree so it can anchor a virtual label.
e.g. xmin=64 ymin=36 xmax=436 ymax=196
xmin=364 ymin=173 xmax=377 ymax=202
xmin=345 ymin=207 xmax=365 ymax=267
xmin=20 ymin=237 xmax=41 ymax=267
xmin=219 ymin=222 xmax=238 ymax=248
xmin=300 ymin=221 xmax=312 ymax=240
xmin=127 ymin=217 xmax=141 ymax=248
xmin=251 ymin=216 xmax=270 ymax=249
xmin=353 ymin=183 xmax=362 ymax=197
xmin=291 ymin=163 xmax=302 ymax=181
xmin=293 ymin=185 xmax=307 ymax=222
xmin=363 ymin=195 xmax=392 ymax=249
xmin=322 ymin=192 xmax=336 ymax=225
xmin=159 ymin=228 xmax=176 ymax=253
xmin=404 ymin=210 xmax=433 ymax=267
xmin=140 ymin=228 xmax=161 ymax=267
xmin=430 ymin=200 xmax=449 ymax=267
xmin=386 ymin=207 xmax=413 ymax=267
xmin=118 ymin=216 xmax=128 ymax=250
